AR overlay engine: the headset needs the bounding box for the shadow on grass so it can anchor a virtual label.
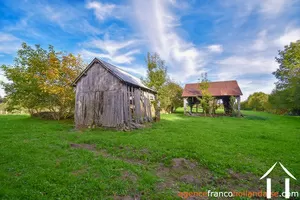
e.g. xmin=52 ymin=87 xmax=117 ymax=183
xmin=244 ymin=115 xmax=268 ymax=121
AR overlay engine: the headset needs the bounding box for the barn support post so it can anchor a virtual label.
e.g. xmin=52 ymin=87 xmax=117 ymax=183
xmin=237 ymin=96 xmax=241 ymax=117
xmin=183 ymin=98 xmax=187 ymax=114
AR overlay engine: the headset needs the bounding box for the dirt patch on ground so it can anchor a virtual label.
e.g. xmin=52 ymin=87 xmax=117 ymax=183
xmin=70 ymin=143 xmax=147 ymax=166
xmin=113 ymin=195 xmax=140 ymax=200
xmin=156 ymin=158 xmax=214 ymax=191
xmin=179 ymin=174 xmax=200 ymax=185
xmin=71 ymin=168 xmax=87 ymax=176
xmin=156 ymin=158 xmax=264 ymax=194
xmin=172 ymin=158 xmax=197 ymax=170
xmin=123 ymin=158 xmax=147 ymax=166
xmin=216 ymin=170 xmax=261 ymax=191
xmin=121 ymin=170 xmax=138 ymax=183
xmin=70 ymin=143 xmax=97 ymax=151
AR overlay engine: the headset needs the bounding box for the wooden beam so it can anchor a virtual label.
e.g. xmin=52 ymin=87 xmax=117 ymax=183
xmin=183 ymin=98 xmax=187 ymax=114
xmin=237 ymin=96 xmax=241 ymax=117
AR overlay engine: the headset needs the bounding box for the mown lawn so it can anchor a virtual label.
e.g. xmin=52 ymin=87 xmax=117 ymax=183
xmin=0 ymin=110 xmax=299 ymax=199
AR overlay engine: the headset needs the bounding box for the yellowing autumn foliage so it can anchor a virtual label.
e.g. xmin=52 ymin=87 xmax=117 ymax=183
xmin=1 ymin=43 xmax=85 ymax=119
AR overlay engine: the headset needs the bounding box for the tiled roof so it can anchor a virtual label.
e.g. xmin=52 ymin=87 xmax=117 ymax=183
xmin=182 ymin=80 xmax=242 ymax=97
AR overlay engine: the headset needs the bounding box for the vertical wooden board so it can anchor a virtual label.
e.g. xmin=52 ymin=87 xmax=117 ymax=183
xmin=142 ymin=91 xmax=147 ymax=122
xmin=138 ymin=89 xmax=142 ymax=122
xmin=134 ymin=89 xmax=141 ymax=123
xmin=147 ymin=92 xmax=151 ymax=121
xmin=75 ymin=87 xmax=82 ymax=127
xmin=94 ymin=91 xmax=104 ymax=126
xmin=87 ymin=92 xmax=95 ymax=126
xmin=115 ymin=90 xmax=120 ymax=126
xmin=119 ymin=90 xmax=123 ymax=126
xmin=128 ymin=86 xmax=132 ymax=125
xmin=123 ymin=85 xmax=129 ymax=125
xmin=81 ymin=93 xmax=86 ymax=126
xmin=111 ymin=91 xmax=115 ymax=127
xmin=134 ymin=89 xmax=138 ymax=123
xmin=75 ymin=93 xmax=83 ymax=127
xmin=120 ymin=90 xmax=124 ymax=126
xmin=144 ymin=91 xmax=152 ymax=121
xmin=146 ymin=98 xmax=151 ymax=121
xmin=102 ymin=91 xmax=110 ymax=127
xmin=131 ymin=87 xmax=135 ymax=122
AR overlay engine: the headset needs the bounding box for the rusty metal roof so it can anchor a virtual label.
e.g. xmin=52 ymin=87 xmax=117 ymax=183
xmin=182 ymin=80 xmax=242 ymax=97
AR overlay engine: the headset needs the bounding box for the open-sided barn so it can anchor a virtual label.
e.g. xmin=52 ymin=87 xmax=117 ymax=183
xmin=182 ymin=80 xmax=243 ymax=115
xmin=72 ymin=58 xmax=157 ymax=129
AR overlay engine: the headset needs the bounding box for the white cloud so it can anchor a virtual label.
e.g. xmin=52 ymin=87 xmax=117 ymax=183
xmin=259 ymin=0 xmax=289 ymax=17
xmin=81 ymin=38 xmax=140 ymax=64
xmin=216 ymin=56 xmax=278 ymax=80
xmin=0 ymin=33 xmax=21 ymax=54
xmin=79 ymin=49 xmax=103 ymax=61
xmin=275 ymin=27 xmax=300 ymax=47
xmin=78 ymin=49 xmax=146 ymax=79
xmin=238 ymin=78 xmax=276 ymax=100
xmin=87 ymin=39 xmax=137 ymax=56
xmin=132 ymin=0 xmax=207 ymax=81
xmin=33 ymin=3 xmax=101 ymax=35
xmin=86 ymin=1 xmax=116 ymax=21
xmin=251 ymin=30 xmax=268 ymax=51
xmin=221 ymin=0 xmax=295 ymax=28
xmin=207 ymin=45 xmax=223 ymax=53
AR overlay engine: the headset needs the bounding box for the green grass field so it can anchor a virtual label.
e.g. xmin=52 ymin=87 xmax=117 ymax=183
xmin=0 ymin=110 xmax=299 ymax=199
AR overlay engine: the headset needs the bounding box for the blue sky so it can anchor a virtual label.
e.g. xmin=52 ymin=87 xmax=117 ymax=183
xmin=0 ymin=0 xmax=300 ymax=99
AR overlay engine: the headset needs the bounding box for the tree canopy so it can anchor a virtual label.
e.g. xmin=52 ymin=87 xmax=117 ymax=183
xmin=0 ymin=43 xmax=84 ymax=119
xmin=241 ymin=92 xmax=270 ymax=111
xmin=143 ymin=52 xmax=182 ymax=113
xmin=160 ymin=80 xmax=183 ymax=113
xmin=269 ymin=40 xmax=300 ymax=114
xmin=143 ymin=52 xmax=167 ymax=93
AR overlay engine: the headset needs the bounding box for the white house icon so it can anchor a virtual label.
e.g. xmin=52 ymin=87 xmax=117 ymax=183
xmin=260 ymin=162 xmax=297 ymax=199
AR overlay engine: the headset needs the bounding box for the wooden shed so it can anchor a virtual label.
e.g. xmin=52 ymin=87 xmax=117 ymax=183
xmin=72 ymin=58 xmax=157 ymax=129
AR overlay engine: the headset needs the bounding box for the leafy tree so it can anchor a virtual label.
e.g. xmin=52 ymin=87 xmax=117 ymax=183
xmin=243 ymin=92 xmax=270 ymax=111
xmin=160 ymin=80 xmax=183 ymax=113
xmin=0 ymin=95 xmax=5 ymax=114
xmin=142 ymin=52 xmax=168 ymax=120
xmin=143 ymin=52 xmax=167 ymax=93
xmin=196 ymin=73 xmax=214 ymax=116
xmin=0 ymin=43 xmax=84 ymax=119
xmin=270 ymin=40 xmax=300 ymax=114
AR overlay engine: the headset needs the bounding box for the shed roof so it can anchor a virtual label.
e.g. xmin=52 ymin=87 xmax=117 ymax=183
xmin=182 ymin=80 xmax=242 ymax=97
xmin=72 ymin=58 xmax=156 ymax=93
